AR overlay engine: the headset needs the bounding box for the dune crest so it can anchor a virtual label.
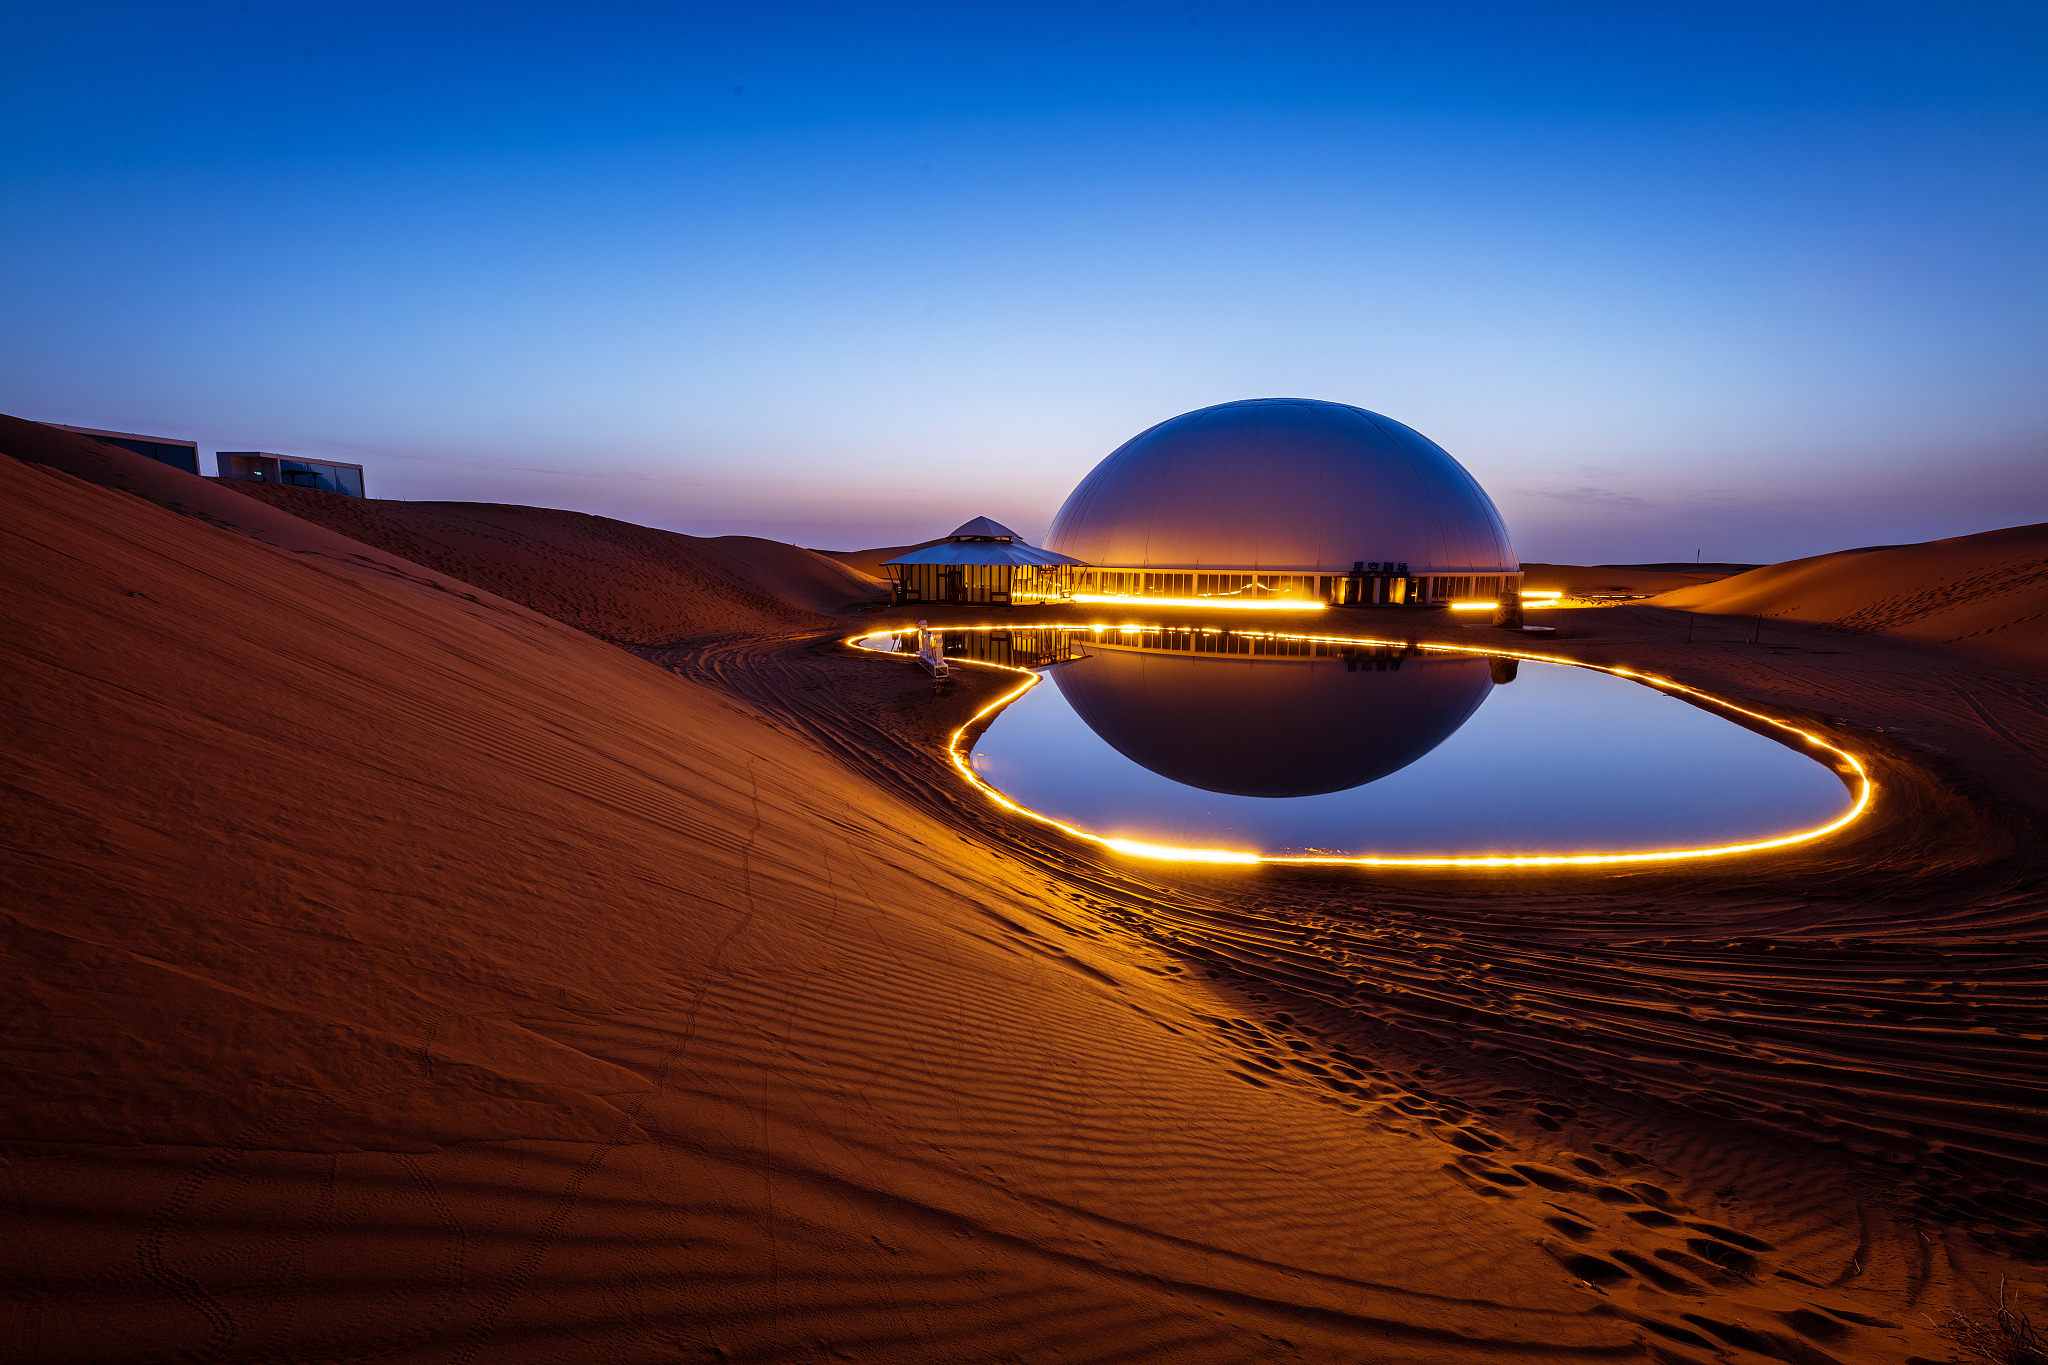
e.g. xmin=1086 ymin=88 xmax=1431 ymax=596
xmin=217 ymin=479 xmax=884 ymax=644
xmin=1519 ymin=562 xmax=1752 ymax=599
xmin=824 ymin=537 xmax=946 ymax=582
xmin=1650 ymin=523 xmax=2048 ymax=670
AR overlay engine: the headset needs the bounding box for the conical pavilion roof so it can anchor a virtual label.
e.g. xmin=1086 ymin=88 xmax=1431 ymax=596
xmin=949 ymin=516 xmax=1019 ymax=541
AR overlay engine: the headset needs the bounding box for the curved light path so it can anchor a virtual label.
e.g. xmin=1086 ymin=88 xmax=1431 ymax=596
xmin=849 ymin=624 xmax=1874 ymax=870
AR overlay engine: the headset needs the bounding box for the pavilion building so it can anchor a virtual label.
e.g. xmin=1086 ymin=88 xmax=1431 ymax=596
xmin=882 ymin=518 xmax=1084 ymax=607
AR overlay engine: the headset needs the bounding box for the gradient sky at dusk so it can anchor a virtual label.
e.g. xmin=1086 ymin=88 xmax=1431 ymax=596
xmin=6 ymin=1 xmax=2044 ymax=562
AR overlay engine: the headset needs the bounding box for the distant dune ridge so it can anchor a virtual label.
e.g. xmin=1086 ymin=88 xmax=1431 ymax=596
xmin=0 ymin=415 xmax=883 ymax=646
xmin=821 ymin=537 xmax=943 ymax=581
xmin=5 ymin=416 xmax=2045 ymax=1362
xmin=1518 ymin=562 xmax=1750 ymax=599
xmin=843 ymin=552 xmax=1759 ymax=602
xmin=216 ymin=476 xmax=886 ymax=644
xmin=1648 ymin=523 xmax=2048 ymax=670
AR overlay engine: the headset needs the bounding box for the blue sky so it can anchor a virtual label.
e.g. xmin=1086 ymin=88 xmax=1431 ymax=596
xmin=5 ymin=0 xmax=2044 ymax=561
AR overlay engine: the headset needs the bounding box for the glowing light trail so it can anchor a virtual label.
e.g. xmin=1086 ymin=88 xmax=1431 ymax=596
xmin=1067 ymin=593 xmax=1326 ymax=612
xmin=1453 ymin=593 xmax=1559 ymax=610
xmin=847 ymin=622 xmax=1875 ymax=871
xmin=1104 ymin=838 xmax=1261 ymax=865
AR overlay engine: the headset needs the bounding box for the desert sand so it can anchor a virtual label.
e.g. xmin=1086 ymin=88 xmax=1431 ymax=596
xmin=820 ymin=538 xmax=944 ymax=584
xmin=1520 ymin=563 xmax=1757 ymax=601
xmin=218 ymin=477 xmax=885 ymax=643
xmin=1648 ymin=526 xmax=2048 ymax=673
xmin=4 ymin=418 xmax=2046 ymax=1364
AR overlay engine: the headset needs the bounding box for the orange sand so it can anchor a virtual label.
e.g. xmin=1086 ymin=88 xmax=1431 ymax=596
xmin=4 ymin=419 xmax=2045 ymax=1363
xmin=1650 ymin=523 xmax=2048 ymax=672
xmin=1519 ymin=563 xmax=1752 ymax=601
xmin=218 ymin=477 xmax=884 ymax=643
xmin=822 ymin=537 xmax=944 ymax=584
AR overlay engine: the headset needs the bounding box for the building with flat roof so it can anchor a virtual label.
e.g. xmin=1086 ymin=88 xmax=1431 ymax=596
xmin=217 ymin=453 xmax=366 ymax=497
xmin=46 ymin=424 xmax=201 ymax=476
xmin=1045 ymin=398 xmax=1519 ymax=607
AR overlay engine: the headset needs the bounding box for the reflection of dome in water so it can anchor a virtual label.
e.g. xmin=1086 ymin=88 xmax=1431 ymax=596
xmin=1045 ymin=398 xmax=1516 ymax=575
xmin=1051 ymin=644 xmax=1495 ymax=798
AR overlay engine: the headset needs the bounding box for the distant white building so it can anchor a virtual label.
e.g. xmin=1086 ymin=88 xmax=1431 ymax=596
xmin=46 ymin=424 xmax=201 ymax=476
xmin=217 ymin=452 xmax=367 ymax=498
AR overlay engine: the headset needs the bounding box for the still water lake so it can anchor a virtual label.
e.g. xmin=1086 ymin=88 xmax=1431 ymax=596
xmin=860 ymin=626 xmax=1857 ymax=860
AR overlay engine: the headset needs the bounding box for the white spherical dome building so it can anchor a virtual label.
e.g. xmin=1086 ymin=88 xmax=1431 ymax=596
xmin=1045 ymin=398 xmax=1519 ymax=605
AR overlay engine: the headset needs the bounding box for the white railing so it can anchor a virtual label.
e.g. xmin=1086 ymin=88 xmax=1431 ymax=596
xmin=916 ymin=620 xmax=949 ymax=678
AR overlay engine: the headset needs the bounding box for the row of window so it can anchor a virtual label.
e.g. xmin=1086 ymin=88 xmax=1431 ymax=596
xmin=1073 ymin=570 xmax=1328 ymax=599
xmin=1080 ymin=569 xmax=1520 ymax=603
xmin=896 ymin=566 xmax=1523 ymax=606
xmin=891 ymin=563 xmax=1018 ymax=604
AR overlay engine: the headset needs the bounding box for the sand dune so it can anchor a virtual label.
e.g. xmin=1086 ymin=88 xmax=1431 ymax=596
xmin=218 ymin=478 xmax=884 ymax=644
xmin=2 ymin=415 xmax=533 ymax=577
xmin=5 ymin=431 xmax=2045 ymax=1362
xmin=1649 ymin=523 xmax=2048 ymax=671
xmin=3 ymin=415 xmax=882 ymax=644
xmin=1520 ymin=562 xmax=1753 ymax=600
xmin=824 ymin=537 xmax=945 ymax=582
xmin=0 ymin=445 xmax=1644 ymax=1361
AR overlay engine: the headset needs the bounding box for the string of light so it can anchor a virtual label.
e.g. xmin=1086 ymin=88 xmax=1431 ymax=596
xmin=849 ymin=624 xmax=1874 ymax=870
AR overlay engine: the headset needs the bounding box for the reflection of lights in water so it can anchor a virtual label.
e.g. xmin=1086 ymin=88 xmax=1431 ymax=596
xmin=1457 ymin=594 xmax=1561 ymax=610
xmin=847 ymin=624 xmax=1874 ymax=870
xmin=1068 ymin=593 xmax=1326 ymax=612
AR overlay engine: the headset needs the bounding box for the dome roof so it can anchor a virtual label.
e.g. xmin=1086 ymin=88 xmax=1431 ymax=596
xmin=1045 ymin=398 xmax=1516 ymax=574
xmin=1051 ymin=644 xmax=1496 ymax=798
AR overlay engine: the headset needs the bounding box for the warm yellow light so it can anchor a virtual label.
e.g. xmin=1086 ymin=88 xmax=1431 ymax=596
xmin=845 ymin=623 xmax=1876 ymax=872
xmin=1068 ymin=593 xmax=1327 ymax=612
xmin=1455 ymin=596 xmax=1557 ymax=610
xmin=1104 ymin=838 xmax=1260 ymax=865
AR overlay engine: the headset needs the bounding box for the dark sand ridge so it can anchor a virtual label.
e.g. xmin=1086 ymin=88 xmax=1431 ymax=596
xmin=1649 ymin=524 xmax=2048 ymax=673
xmin=215 ymin=469 xmax=886 ymax=644
xmin=821 ymin=538 xmax=944 ymax=583
xmin=5 ymin=423 xmax=2045 ymax=1362
xmin=1520 ymin=563 xmax=1757 ymax=601
xmin=0 ymin=415 xmax=882 ymax=647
